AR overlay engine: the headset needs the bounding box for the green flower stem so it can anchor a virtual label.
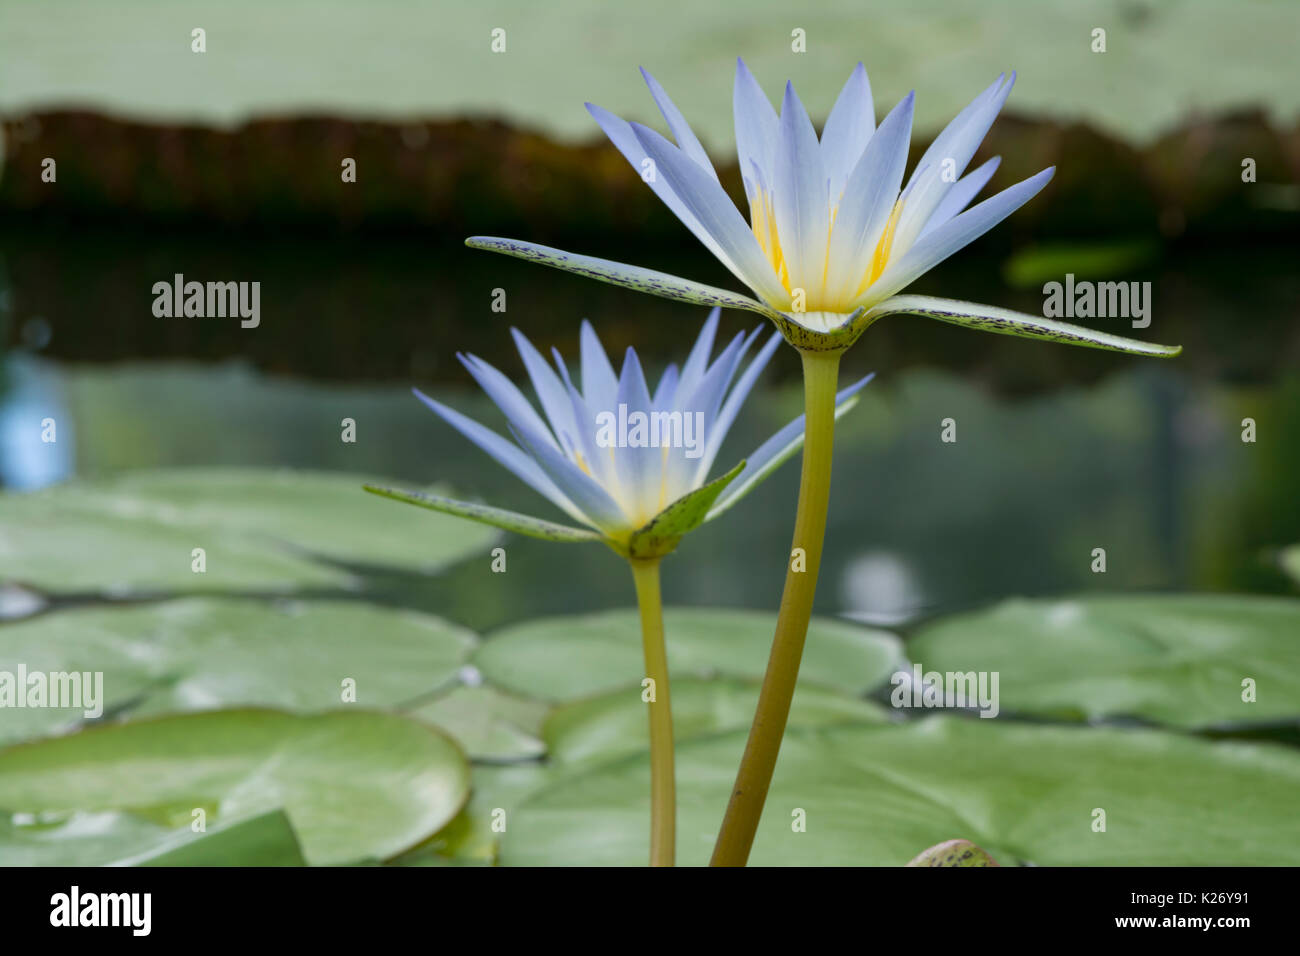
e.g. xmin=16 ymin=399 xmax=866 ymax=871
xmin=630 ymin=555 xmax=675 ymax=867
xmin=711 ymin=348 xmax=842 ymax=866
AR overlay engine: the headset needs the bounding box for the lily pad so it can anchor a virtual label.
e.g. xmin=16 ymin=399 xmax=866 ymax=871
xmin=407 ymin=684 xmax=549 ymax=762
xmin=474 ymin=608 xmax=903 ymax=702
xmin=502 ymin=716 xmax=1300 ymax=866
xmin=396 ymin=762 xmax=553 ymax=865
xmin=125 ymin=809 xmax=307 ymax=867
xmin=545 ymin=677 xmax=887 ymax=767
xmin=908 ymin=594 xmax=1300 ymax=728
xmin=0 ymin=468 xmax=498 ymax=595
xmin=0 ymin=811 xmax=176 ymax=867
xmin=0 ymin=598 xmax=477 ymax=743
xmin=0 ymin=708 xmax=471 ymax=865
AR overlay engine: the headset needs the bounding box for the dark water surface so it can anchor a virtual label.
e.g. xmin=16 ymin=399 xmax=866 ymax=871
xmin=1 ymin=221 xmax=1297 ymax=633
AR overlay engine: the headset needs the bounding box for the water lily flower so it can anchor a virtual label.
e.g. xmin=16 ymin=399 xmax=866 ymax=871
xmin=464 ymin=60 xmax=1181 ymax=868
xmin=365 ymin=310 xmax=870 ymax=866
xmin=367 ymin=308 xmax=868 ymax=559
xmin=467 ymin=60 xmax=1181 ymax=358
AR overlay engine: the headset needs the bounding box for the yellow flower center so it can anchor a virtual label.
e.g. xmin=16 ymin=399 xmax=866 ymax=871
xmin=749 ymin=189 xmax=904 ymax=312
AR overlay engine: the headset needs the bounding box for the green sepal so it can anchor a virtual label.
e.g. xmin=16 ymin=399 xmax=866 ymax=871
xmin=622 ymin=460 xmax=745 ymax=560
xmin=362 ymin=485 xmax=602 ymax=543
xmin=863 ymin=294 xmax=1182 ymax=357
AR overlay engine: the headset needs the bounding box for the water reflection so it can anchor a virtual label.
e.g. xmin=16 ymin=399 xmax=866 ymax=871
xmin=839 ymin=550 xmax=926 ymax=627
xmin=0 ymin=355 xmax=73 ymax=489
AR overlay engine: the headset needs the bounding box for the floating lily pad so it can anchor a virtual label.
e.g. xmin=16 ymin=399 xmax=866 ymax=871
xmin=908 ymin=595 xmax=1300 ymax=728
xmin=0 ymin=468 xmax=498 ymax=595
xmin=0 ymin=810 xmax=176 ymax=867
xmin=474 ymin=608 xmax=903 ymax=703
xmin=126 ymin=809 xmax=306 ymax=867
xmin=545 ymin=677 xmax=887 ymax=767
xmin=0 ymin=598 xmax=477 ymax=744
xmin=395 ymin=763 xmax=553 ymax=865
xmin=502 ymin=717 xmax=1300 ymax=866
xmin=0 ymin=612 xmax=159 ymax=745
xmin=0 ymin=708 xmax=470 ymax=865
xmin=407 ymin=685 xmax=549 ymax=762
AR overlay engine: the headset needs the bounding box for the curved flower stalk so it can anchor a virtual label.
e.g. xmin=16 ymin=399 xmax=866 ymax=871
xmin=465 ymin=60 xmax=1182 ymax=866
xmin=365 ymin=309 xmax=871 ymax=866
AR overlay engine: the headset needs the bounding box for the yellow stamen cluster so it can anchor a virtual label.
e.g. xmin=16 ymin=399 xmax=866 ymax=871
xmin=855 ymin=198 xmax=903 ymax=298
xmin=749 ymin=191 xmax=790 ymax=293
xmin=748 ymin=189 xmax=904 ymax=311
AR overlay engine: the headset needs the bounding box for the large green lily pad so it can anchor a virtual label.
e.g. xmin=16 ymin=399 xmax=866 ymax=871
xmin=502 ymin=716 xmax=1300 ymax=866
xmin=908 ymin=594 xmax=1300 ymax=728
xmin=545 ymin=677 xmax=887 ymax=767
xmin=394 ymin=762 xmax=553 ymax=865
xmin=407 ymin=684 xmax=549 ymax=762
xmin=474 ymin=608 xmax=903 ymax=703
xmin=0 ymin=468 xmax=498 ymax=594
xmin=0 ymin=598 xmax=477 ymax=744
xmin=0 ymin=708 xmax=470 ymax=865
xmin=127 ymin=809 xmax=307 ymax=867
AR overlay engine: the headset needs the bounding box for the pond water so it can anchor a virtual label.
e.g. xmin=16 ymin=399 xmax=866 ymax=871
xmin=2 ymin=215 xmax=1296 ymax=634
xmin=4 ymin=345 xmax=1295 ymax=636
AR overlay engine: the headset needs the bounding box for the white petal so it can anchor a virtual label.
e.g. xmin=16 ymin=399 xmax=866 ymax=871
xmin=508 ymin=422 xmax=631 ymax=534
xmin=613 ymin=347 xmax=659 ymax=517
xmin=694 ymin=330 xmax=782 ymax=481
xmin=773 ymin=82 xmax=829 ymax=296
xmin=412 ymin=388 xmax=587 ymax=524
xmin=733 ymin=58 xmax=779 ymax=201
xmin=823 ymin=91 xmax=914 ymax=304
xmin=511 ymin=328 xmax=578 ymax=442
xmin=652 ymin=362 xmax=680 ymax=410
xmin=459 ymin=353 xmax=559 ymax=450
xmin=894 ymin=72 xmax=1015 ymax=253
xmin=579 ymin=320 xmax=619 ymax=412
xmin=673 ymin=307 xmax=721 ymax=408
xmin=638 ymin=67 xmax=719 ymax=181
xmin=862 ymin=167 xmax=1055 ymax=305
xmin=820 ymin=62 xmax=876 ymax=203
xmin=586 ymin=101 xmax=735 ymax=272
xmin=918 ymin=156 xmax=1001 ymax=239
xmin=632 ymin=122 xmax=792 ymax=308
